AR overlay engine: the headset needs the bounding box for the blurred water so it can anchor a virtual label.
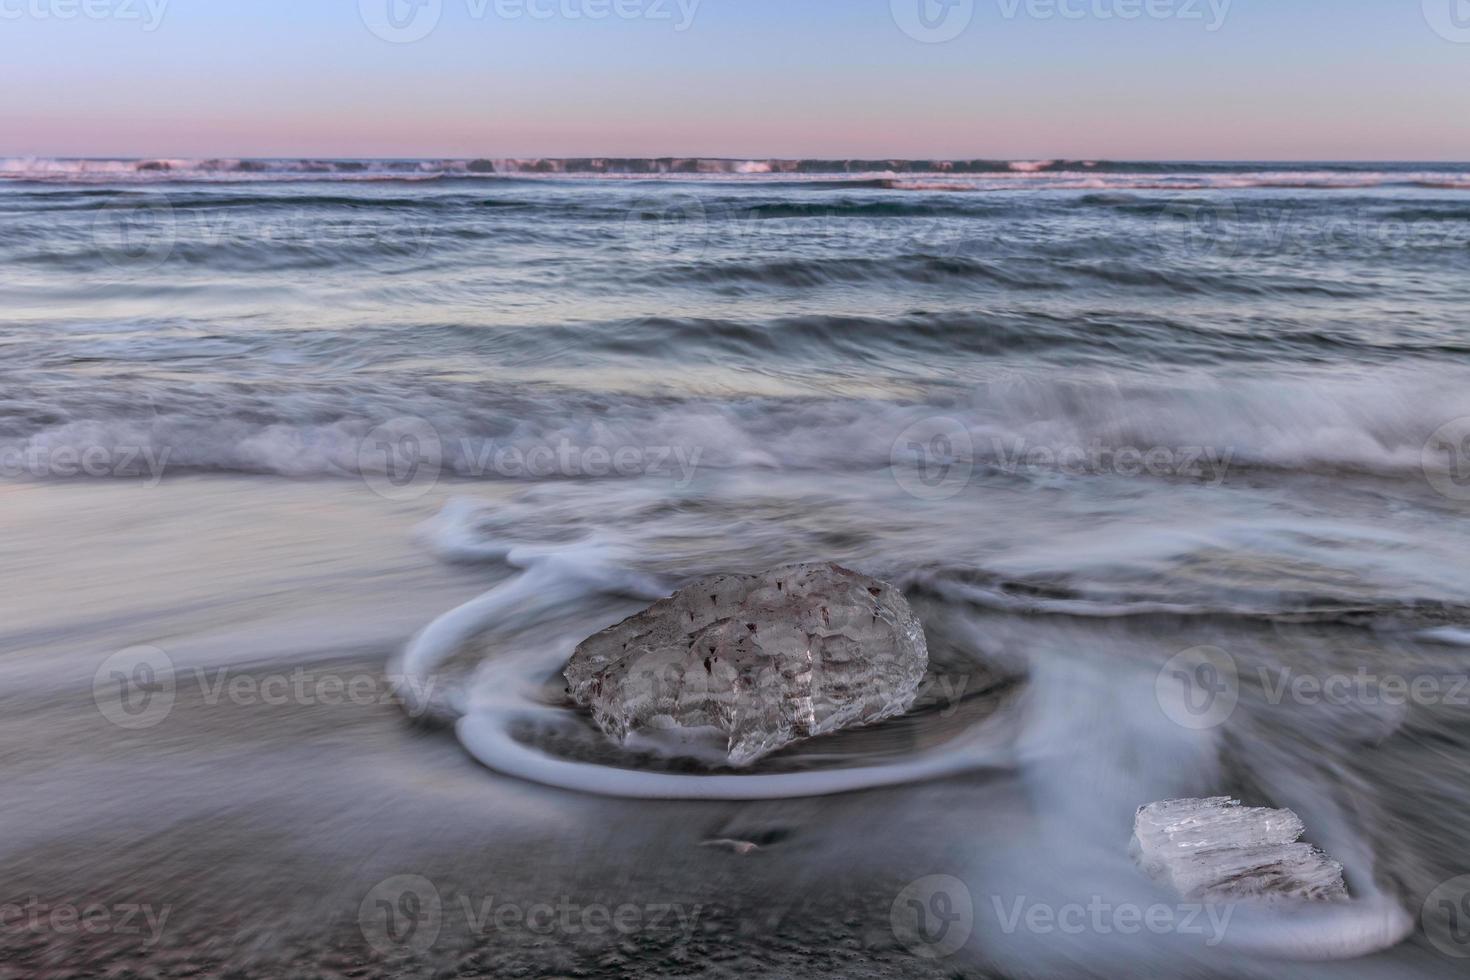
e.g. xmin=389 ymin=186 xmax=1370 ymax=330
xmin=3 ymin=161 xmax=1470 ymax=976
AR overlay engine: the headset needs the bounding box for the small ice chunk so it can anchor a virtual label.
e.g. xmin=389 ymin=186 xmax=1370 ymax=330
xmin=700 ymin=838 xmax=761 ymax=855
xmin=564 ymin=562 xmax=928 ymax=766
xmin=1132 ymin=798 xmax=1348 ymax=903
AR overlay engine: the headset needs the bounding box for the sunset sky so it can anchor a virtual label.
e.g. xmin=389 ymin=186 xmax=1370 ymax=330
xmin=3 ymin=0 xmax=1467 ymax=160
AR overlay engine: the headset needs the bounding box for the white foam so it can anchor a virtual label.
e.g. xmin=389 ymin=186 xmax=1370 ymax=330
xmin=1205 ymin=896 xmax=1415 ymax=961
xmin=1418 ymin=627 xmax=1470 ymax=647
xmin=6 ymin=365 xmax=1470 ymax=484
xmin=395 ymin=499 xmax=1015 ymax=799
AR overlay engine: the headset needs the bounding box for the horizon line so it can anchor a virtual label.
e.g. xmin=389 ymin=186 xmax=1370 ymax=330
xmin=5 ymin=155 xmax=1470 ymax=165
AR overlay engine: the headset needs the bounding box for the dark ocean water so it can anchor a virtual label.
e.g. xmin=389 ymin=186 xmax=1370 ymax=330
xmin=5 ymin=159 xmax=1470 ymax=975
xmin=2 ymin=159 xmax=1469 ymax=481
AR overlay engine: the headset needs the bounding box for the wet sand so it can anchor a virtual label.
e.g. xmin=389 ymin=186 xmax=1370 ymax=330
xmin=5 ymin=654 xmax=1002 ymax=978
xmin=6 ymin=477 xmax=1468 ymax=979
xmin=0 ymin=478 xmax=992 ymax=979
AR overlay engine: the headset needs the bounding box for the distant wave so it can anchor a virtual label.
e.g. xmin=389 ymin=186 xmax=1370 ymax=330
xmin=3 ymin=157 xmax=1468 ymax=190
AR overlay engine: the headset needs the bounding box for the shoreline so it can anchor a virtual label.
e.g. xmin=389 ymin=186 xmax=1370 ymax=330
xmin=0 ymin=477 xmax=990 ymax=978
xmin=3 ymin=472 xmax=1466 ymax=977
xmin=3 ymin=644 xmax=991 ymax=979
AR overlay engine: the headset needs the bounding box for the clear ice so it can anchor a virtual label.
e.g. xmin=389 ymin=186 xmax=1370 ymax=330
xmin=1132 ymin=797 xmax=1349 ymax=903
xmin=564 ymin=562 xmax=928 ymax=766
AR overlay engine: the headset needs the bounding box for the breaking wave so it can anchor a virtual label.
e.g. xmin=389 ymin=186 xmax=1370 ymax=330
xmin=4 ymin=156 xmax=1468 ymax=192
xmin=0 ymin=365 xmax=1467 ymax=486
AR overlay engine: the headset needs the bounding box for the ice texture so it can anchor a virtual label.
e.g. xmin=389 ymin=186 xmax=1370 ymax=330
xmin=564 ymin=562 xmax=928 ymax=766
xmin=1132 ymin=797 xmax=1349 ymax=903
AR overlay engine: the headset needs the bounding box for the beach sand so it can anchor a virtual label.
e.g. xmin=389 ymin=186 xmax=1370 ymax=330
xmin=0 ymin=477 xmax=993 ymax=979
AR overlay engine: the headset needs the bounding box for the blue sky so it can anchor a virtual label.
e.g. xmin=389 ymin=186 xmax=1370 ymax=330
xmin=2 ymin=0 xmax=1467 ymax=159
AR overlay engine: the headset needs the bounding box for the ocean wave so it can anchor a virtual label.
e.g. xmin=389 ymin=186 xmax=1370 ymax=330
xmin=629 ymin=254 xmax=1399 ymax=301
xmin=11 ymin=310 xmax=1465 ymax=378
xmin=0 ymin=367 xmax=1466 ymax=484
xmin=631 ymin=256 xmax=1040 ymax=290
xmin=4 ymin=157 xmax=1468 ymax=191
